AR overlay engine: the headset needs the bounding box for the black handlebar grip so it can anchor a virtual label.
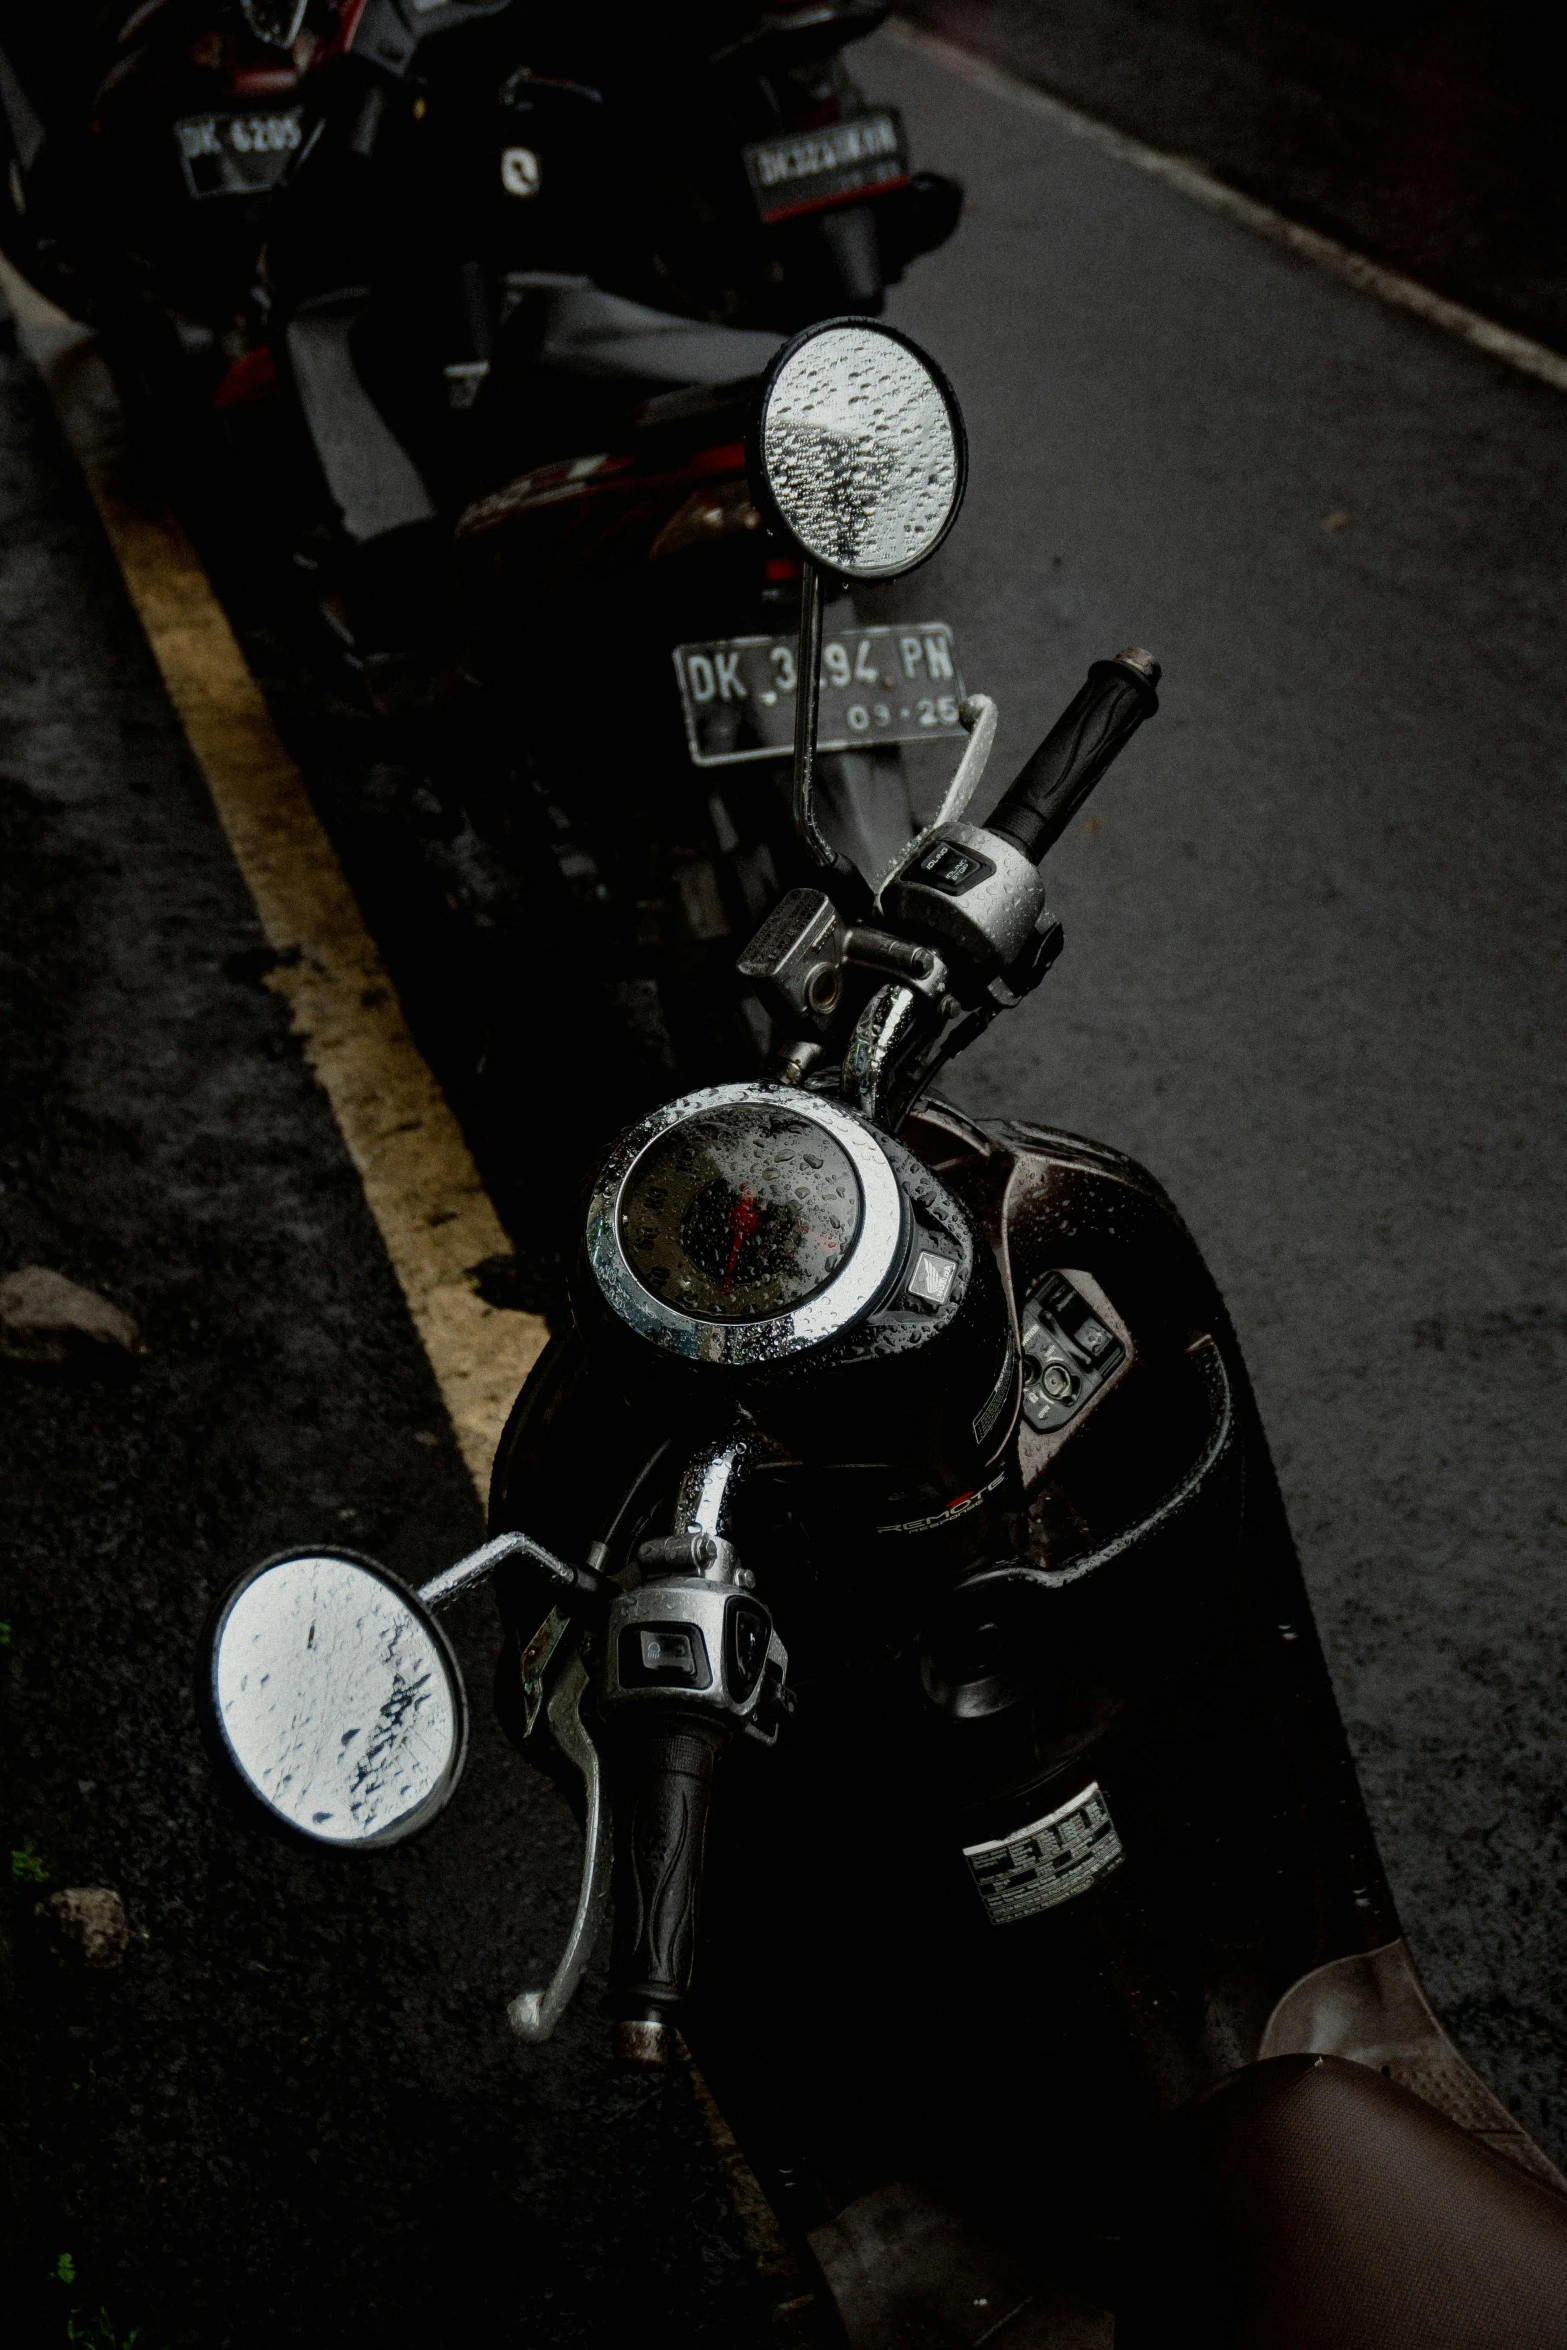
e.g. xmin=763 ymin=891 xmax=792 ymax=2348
xmin=609 ymin=1716 xmax=726 ymax=2026
xmin=986 ymin=650 xmax=1160 ymax=864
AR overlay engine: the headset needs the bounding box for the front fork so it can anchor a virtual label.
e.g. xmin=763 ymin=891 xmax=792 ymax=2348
xmin=512 ymin=1432 xmax=791 ymax=2064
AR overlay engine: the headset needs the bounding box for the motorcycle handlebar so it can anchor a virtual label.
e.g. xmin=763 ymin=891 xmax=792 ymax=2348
xmin=985 ymin=650 xmax=1160 ymax=864
xmin=608 ymin=1715 xmax=725 ymax=2055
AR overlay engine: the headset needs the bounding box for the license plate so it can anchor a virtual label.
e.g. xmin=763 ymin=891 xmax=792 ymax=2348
xmin=674 ymin=623 xmax=964 ymax=768
xmin=174 ymin=108 xmax=303 ymax=200
xmin=742 ymin=109 xmax=909 ymax=225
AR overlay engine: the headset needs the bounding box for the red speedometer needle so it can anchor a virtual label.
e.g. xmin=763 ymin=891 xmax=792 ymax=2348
xmin=724 ymin=1187 xmax=763 ymax=1288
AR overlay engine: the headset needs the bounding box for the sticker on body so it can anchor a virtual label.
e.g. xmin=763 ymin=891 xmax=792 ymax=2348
xmin=963 ymin=1781 xmax=1125 ymax=1923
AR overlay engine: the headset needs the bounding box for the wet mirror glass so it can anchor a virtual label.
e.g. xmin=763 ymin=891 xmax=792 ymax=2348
xmin=758 ymin=321 xmax=965 ymax=581
xmin=205 ymin=1550 xmax=467 ymax=1849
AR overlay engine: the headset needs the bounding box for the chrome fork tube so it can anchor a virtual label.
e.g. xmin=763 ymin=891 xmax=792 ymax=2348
xmin=674 ymin=1430 xmax=772 ymax=1540
xmin=843 ymin=980 xmax=922 ymax=1127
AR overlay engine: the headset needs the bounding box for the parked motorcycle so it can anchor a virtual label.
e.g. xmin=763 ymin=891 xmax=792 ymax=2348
xmin=572 ymin=0 xmax=962 ymax=331
xmin=243 ymin=2 xmax=965 ymax=1098
xmin=199 ymin=318 xmax=1567 ymax=2343
xmin=427 ymin=299 xmax=970 ymax=1098
xmin=0 ymin=4 xmax=964 ymax=1101
xmin=0 ymin=1 xmax=960 ymax=452
xmin=0 ymin=2 xmax=342 ymax=441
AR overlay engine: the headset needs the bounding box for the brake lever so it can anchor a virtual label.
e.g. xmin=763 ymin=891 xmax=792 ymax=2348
xmin=508 ymin=1651 xmax=614 ymax=2043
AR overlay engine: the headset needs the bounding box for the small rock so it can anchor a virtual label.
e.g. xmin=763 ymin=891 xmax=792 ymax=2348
xmin=0 ymin=1266 xmax=142 ymax=1365
xmin=35 ymin=1887 xmax=131 ymax=1969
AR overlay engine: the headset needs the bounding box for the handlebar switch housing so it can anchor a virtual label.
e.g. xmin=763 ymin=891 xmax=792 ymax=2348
xmin=602 ymin=1577 xmax=789 ymax=1740
xmin=879 ymin=820 xmax=1054 ymax=986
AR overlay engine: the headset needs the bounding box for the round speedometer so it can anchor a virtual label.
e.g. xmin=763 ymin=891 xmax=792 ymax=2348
xmin=585 ymin=1084 xmax=908 ymax=1366
xmin=617 ymin=1105 xmax=861 ymax=1324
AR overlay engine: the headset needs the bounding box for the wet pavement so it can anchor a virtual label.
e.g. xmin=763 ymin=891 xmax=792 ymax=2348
xmin=868 ymin=23 xmax=1567 ymax=2161
xmin=904 ymin=1 xmax=1567 ymax=354
xmin=0 ymin=311 xmax=770 ymax=2346
xmin=3 ymin=18 xmax=1566 ymax=2348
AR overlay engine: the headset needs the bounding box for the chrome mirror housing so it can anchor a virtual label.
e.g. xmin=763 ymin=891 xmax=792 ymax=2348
xmin=202 ymin=1548 xmax=468 ymax=1849
xmin=753 ymin=318 xmax=967 ymax=871
xmin=755 ymin=318 xmax=967 ymax=583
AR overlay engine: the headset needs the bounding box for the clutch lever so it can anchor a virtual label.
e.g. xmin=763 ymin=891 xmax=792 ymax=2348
xmin=508 ymin=1651 xmax=614 ymax=2043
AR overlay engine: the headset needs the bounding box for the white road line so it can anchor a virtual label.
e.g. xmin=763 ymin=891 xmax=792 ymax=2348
xmin=888 ymin=18 xmax=1567 ymax=397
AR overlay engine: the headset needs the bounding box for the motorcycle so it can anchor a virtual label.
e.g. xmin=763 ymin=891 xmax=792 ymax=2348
xmin=0 ymin=1 xmax=960 ymax=456
xmin=0 ymin=4 xmax=962 ymax=1104
xmin=0 ymin=2 xmax=346 ymax=445
xmin=198 ymin=317 xmax=1567 ymax=2342
xmin=423 ymin=300 xmax=971 ymax=1108
xmin=571 ymin=0 xmax=962 ymax=331
xmin=240 ymin=3 xmax=965 ymax=1100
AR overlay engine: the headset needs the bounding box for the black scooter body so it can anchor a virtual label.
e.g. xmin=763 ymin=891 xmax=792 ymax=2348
xmin=489 ymin=1094 xmax=1557 ymax=2306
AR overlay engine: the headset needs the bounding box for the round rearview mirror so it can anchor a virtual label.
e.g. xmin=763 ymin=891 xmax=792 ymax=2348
xmin=202 ymin=1549 xmax=468 ymax=1850
xmin=755 ymin=318 xmax=967 ymax=582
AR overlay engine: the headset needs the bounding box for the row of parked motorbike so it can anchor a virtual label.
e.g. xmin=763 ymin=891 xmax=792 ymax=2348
xmin=1 ymin=0 xmax=968 ymax=1118
xmin=7 ymin=9 xmax=1567 ymax=2347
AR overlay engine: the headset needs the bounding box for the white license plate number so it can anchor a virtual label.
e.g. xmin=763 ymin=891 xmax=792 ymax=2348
xmin=674 ymin=623 xmax=964 ymax=768
xmin=743 ymin=109 xmax=909 ymax=225
xmin=174 ymin=108 xmax=303 ymax=200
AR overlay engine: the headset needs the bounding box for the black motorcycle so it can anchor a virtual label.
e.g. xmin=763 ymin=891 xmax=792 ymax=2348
xmin=0 ymin=0 xmax=960 ymax=453
xmin=198 ymin=318 xmax=1567 ymax=2344
xmin=571 ymin=0 xmax=962 ymax=331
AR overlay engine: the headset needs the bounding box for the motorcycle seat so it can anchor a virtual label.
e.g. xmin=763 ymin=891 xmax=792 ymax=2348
xmin=529 ymin=283 xmax=782 ymax=392
xmin=1119 ymin=2054 xmax=1567 ymax=2348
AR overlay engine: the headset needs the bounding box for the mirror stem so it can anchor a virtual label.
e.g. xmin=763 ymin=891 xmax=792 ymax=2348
xmin=792 ymin=558 xmax=836 ymax=871
xmin=418 ymin=1530 xmax=605 ymax=1616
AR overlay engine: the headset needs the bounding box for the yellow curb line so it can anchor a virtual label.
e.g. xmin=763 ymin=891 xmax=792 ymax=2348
xmin=2 ymin=260 xmax=816 ymax=2329
xmin=0 ymin=257 xmax=548 ymax=1496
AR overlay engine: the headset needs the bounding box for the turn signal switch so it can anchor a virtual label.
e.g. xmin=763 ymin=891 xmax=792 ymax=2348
xmin=605 ymin=1539 xmax=789 ymax=1746
xmin=876 ymin=648 xmax=1160 ymax=995
xmin=878 ymin=824 xmax=1062 ymax=997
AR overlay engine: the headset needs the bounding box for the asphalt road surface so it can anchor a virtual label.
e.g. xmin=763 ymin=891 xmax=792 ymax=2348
xmin=868 ymin=23 xmax=1567 ymax=2153
xmin=903 ymin=1 xmax=1567 ymax=354
xmin=0 ymin=328 xmax=772 ymax=2345
xmin=2 ymin=22 xmax=1565 ymax=2349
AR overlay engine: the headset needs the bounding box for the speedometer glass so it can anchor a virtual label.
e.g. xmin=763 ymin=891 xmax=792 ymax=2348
xmin=617 ymin=1105 xmax=863 ymax=1324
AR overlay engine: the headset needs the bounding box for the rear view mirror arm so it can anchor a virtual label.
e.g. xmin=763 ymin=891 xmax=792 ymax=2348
xmin=418 ymin=1529 xmax=608 ymax=1618
xmin=791 ymin=555 xmax=838 ymax=870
